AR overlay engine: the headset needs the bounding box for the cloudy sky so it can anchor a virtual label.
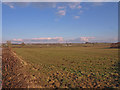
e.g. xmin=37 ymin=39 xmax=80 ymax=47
xmin=2 ymin=2 xmax=118 ymax=43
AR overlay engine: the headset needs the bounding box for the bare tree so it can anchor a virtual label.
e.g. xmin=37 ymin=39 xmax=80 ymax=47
xmin=6 ymin=41 xmax=11 ymax=48
xmin=21 ymin=42 xmax=25 ymax=47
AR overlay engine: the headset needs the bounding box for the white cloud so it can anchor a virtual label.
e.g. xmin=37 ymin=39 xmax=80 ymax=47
xmin=31 ymin=37 xmax=63 ymax=42
xmin=3 ymin=2 xmax=83 ymax=18
xmin=77 ymin=5 xmax=82 ymax=9
xmin=12 ymin=37 xmax=118 ymax=43
xmin=3 ymin=2 xmax=107 ymax=20
xmin=92 ymin=2 xmax=103 ymax=6
xmin=68 ymin=37 xmax=95 ymax=43
xmin=3 ymin=2 xmax=15 ymax=8
xmin=74 ymin=16 xmax=80 ymax=19
xmin=3 ymin=2 xmax=57 ymax=9
xmin=9 ymin=5 xmax=14 ymax=8
xmin=12 ymin=37 xmax=64 ymax=43
xmin=57 ymin=10 xmax=66 ymax=16
xmin=79 ymin=10 xmax=83 ymax=14
xmin=57 ymin=6 xmax=66 ymax=9
xmin=13 ymin=39 xmax=23 ymax=41
xmin=56 ymin=2 xmax=83 ymax=18
xmin=31 ymin=2 xmax=57 ymax=8
xmin=68 ymin=2 xmax=81 ymax=9
xmin=80 ymin=37 xmax=95 ymax=42
xmin=92 ymin=37 xmax=118 ymax=43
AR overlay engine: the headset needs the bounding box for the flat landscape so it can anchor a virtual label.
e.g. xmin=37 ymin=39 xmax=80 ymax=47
xmin=2 ymin=43 xmax=120 ymax=88
xmin=2 ymin=2 xmax=119 ymax=89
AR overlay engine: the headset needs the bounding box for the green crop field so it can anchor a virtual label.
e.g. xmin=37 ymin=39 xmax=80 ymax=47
xmin=12 ymin=45 xmax=119 ymax=88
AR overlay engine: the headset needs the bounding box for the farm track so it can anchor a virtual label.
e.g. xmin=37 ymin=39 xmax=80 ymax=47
xmin=2 ymin=48 xmax=42 ymax=88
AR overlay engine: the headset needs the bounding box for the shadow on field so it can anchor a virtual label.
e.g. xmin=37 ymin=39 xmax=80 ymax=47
xmin=103 ymin=47 xmax=118 ymax=49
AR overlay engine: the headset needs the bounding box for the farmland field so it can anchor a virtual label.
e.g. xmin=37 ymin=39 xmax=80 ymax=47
xmin=2 ymin=44 xmax=120 ymax=88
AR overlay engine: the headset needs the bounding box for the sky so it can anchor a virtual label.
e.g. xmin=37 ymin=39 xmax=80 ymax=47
xmin=2 ymin=2 xmax=118 ymax=43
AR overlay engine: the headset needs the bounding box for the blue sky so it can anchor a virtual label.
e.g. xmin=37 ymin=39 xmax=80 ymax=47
xmin=2 ymin=2 xmax=118 ymax=43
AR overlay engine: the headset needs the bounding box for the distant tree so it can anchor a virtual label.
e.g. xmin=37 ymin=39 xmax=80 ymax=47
xmin=110 ymin=42 xmax=120 ymax=48
xmin=66 ymin=41 xmax=69 ymax=46
xmin=6 ymin=41 xmax=11 ymax=48
xmin=21 ymin=42 xmax=25 ymax=47
xmin=85 ymin=42 xmax=91 ymax=44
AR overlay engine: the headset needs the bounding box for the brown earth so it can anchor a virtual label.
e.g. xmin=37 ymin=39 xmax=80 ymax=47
xmin=2 ymin=48 xmax=42 ymax=88
xmin=2 ymin=48 xmax=120 ymax=89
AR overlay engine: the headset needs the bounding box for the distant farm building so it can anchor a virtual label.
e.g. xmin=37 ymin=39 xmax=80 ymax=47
xmin=85 ymin=42 xmax=91 ymax=44
xmin=110 ymin=42 xmax=120 ymax=48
